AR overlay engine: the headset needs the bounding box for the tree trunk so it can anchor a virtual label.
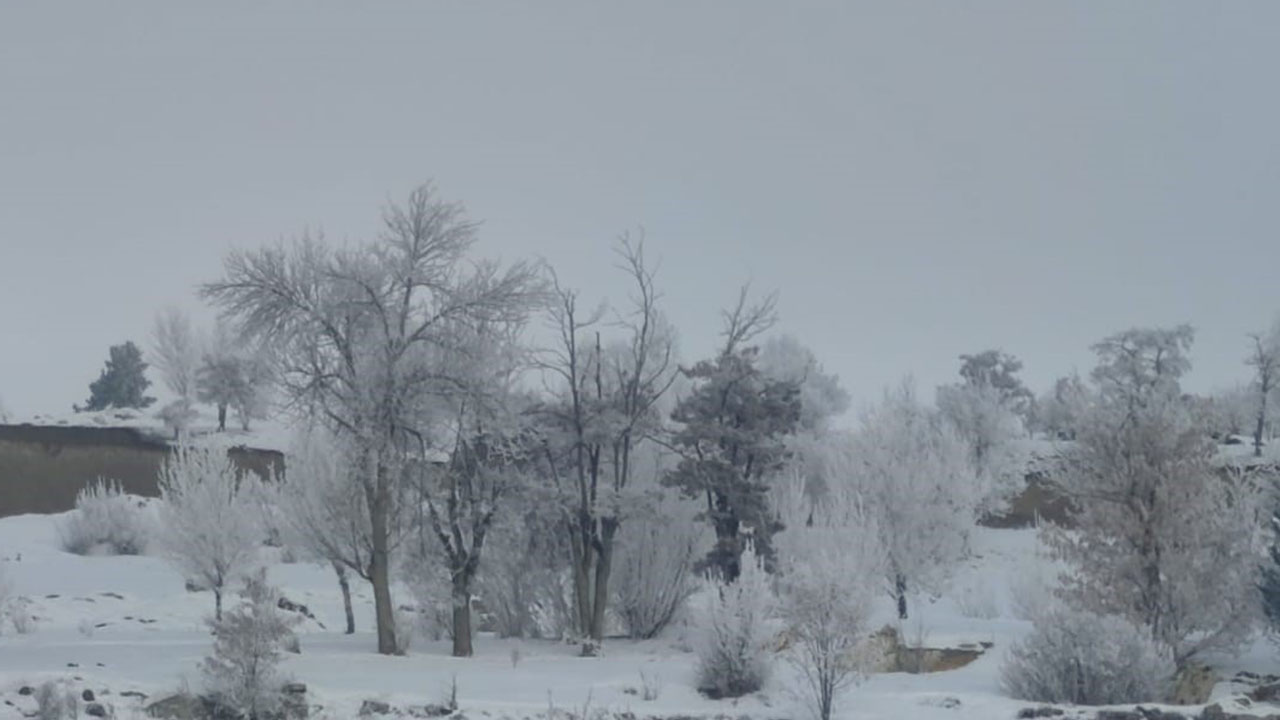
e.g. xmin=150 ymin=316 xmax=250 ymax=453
xmin=895 ymin=573 xmax=908 ymax=620
xmin=451 ymin=572 xmax=474 ymax=657
xmin=335 ymin=563 xmax=355 ymax=634
xmin=369 ymin=466 xmax=398 ymax=655
xmin=1257 ymin=392 xmax=1268 ymax=458
xmin=589 ymin=518 xmax=618 ymax=642
xmin=214 ymin=586 xmax=223 ymax=621
xmin=217 ymin=404 xmax=227 ymax=432
xmin=569 ymin=519 xmax=595 ymax=645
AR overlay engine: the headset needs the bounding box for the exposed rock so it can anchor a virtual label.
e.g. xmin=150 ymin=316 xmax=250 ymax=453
xmin=1173 ymin=663 xmax=1217 ymax=705
xmin=1095 ymin=708 xmax=1186 ymax=720
xmin=360 ymin=699 xmax=393 ymax=716
xmin=423 ymin=703 xmax=455 ymax=717
xmin=146 ymin=693 xmax=209 ymax=719
xmin=1251 ymin=682 xmax=1280 ymax=703
xmin=85 ymin=702 xmax=107 ymax=717
xmin=278 ymin=596 xmax=325 ymax=629
xmin=83 ymin=689 xmax=96 ymax=702
xmin=18 ymin=686 xmax=33 ymax=696
xmin=282 ymin=683 xmax=307 ymax=696
xmin=1196 ymin=703 xmax=1280 ymax=720
xmin=1017 ymin=707 xmax=1065 ymax=718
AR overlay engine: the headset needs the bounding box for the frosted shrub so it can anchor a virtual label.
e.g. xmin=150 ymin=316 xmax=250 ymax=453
xmin=59 ymin=479 xmax=149 ymax=555
xmin=695 ymin=545 xmax=774 ymax=699
xmin=202 ymin=570 xmax=300 ymax=720
xmin=612 ymin=502 xmax=707 ymax=639
xmin=33 ymin=680 xmax=78 ymax=720
xmin=1001 ymin=606 xmax=1174 ymax=705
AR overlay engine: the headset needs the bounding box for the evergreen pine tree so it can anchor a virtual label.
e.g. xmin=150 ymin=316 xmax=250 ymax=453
xmin=664 ymin=346 xmax=800 ymax=581
xmin=80 ymin=341 xmax=155 ymax=411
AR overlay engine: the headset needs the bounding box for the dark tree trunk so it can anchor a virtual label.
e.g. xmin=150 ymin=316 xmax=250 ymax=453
xmin=369 ymin=465 xmax=398 ymax=655
xmin=895 ymin=573 xmax=908 ymax=620
xmin=569 ymin=517 xmax=596 ymax=652
xmin=214 ymin=587 xmax=223 ymax=622
xmin=451 ymin=573 xmax=474 ymax=657
xmin=590 ymin=518 xmax=618 ymax=642
xmin=1257 ymin=391 xmax=1268 ymax=458
xmin=217 ymin=404 xmax=227 ymax=432
xmin=335 ymin=563 xmax=355 ymax=634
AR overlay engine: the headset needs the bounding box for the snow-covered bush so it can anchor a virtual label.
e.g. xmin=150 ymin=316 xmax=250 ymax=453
xmin=695 ymin=544 xmax=774 ymax=699
xmin=612 ymin=498 xmax=708 ymax=640
xmin=33 ymin=680 xmax=78 ymax=720
xmin=1001 ymin=606 xmax=1174 ymax=705
xmin=202 ymin=569 xmax=300 ymax=720
xmin=475 ymin=507 xmax=575 ymax=640
xmin=402 ymin=538 xmax=454 ymax=644
xmin=159 ymin=446 xmax=263 ymax=619
xmin=58 ymin=478 xmax=150 ymax=555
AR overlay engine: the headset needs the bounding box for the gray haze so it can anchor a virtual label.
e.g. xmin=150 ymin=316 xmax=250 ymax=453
xmin=3 ymin=2 xmax=1279 ymax=420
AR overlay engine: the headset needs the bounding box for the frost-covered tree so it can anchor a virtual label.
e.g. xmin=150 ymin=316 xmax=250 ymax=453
xmin=198 ymin=323 xmax=273 ymax=433
xmin=204 ymin=183 xmax=541 ymax=654
xmin=1048 ymin=325 xmax=1265 ymax=665
xmin=79 ymin=341 xmax=155 ymax=411
xmin=151 ymin=308 xmax=204 ymax=438
xmin=1247 ymin=320 xmax=1280 ymax=457
xmin=758 ymin=335 xmax=850 ymax=432
xmin=1034 ymin=373 xmax=1092 ymax=440
xmin=158 ymin=445 xmax=263 ymax=620
xmin=202 ymin=569 xmax=300 ymax=720
xmin=664 ymin=288 xmax=800 ymax=582
xmin=273 ymin=433 xmax=373 ymax=635
xmin=773 ymin=474 xmax=882 ymax=720
xmin=538 ymin=236 xmax=678 ymax=649
xmin=695 ymin=543 xmax=775 ymax=699
xmin=937 ymin=350 xmax=1028 ymax=507
xmin=936 ymin=382 xmax=1025 ymax=511
xmin=956 ymin=349 xmax=1034 ymax=420
xmin=412 ymin=319 xmax=538 ymax=656
xmin=847 ymin=381 xmax=978 ymax=619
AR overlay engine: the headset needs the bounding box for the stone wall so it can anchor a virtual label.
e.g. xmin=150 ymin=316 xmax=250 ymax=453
xmin=0 ymin=424 xmax=283 ymax=517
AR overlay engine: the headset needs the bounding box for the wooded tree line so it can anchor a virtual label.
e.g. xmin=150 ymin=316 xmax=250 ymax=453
xmin=53 ymin=183 xmax=1280 ymax=719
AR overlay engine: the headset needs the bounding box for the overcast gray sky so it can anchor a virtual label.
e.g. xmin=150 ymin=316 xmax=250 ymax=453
xmin=2 ymin=2 xmax=1279 ymax=420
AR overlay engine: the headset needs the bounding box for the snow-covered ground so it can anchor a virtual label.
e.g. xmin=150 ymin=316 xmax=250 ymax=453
xmin=0 ymin=511 xmax=1274 ymax=720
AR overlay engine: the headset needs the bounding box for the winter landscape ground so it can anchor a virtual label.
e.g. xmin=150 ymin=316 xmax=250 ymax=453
xmin=2 ymin=470 xmax=1280 ymax=720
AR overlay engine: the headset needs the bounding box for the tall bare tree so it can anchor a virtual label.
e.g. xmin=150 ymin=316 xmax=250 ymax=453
xmin=203 ymin=183 xmax=540 ymax=654
xmin=538 ymin=236 xmax=677 ymax=651
xmin=411 ymin=314 xmax=537 ymax=657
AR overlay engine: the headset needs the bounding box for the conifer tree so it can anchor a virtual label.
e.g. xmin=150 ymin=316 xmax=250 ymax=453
xmin=80 ymin=341 xmax=155 ymax=411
